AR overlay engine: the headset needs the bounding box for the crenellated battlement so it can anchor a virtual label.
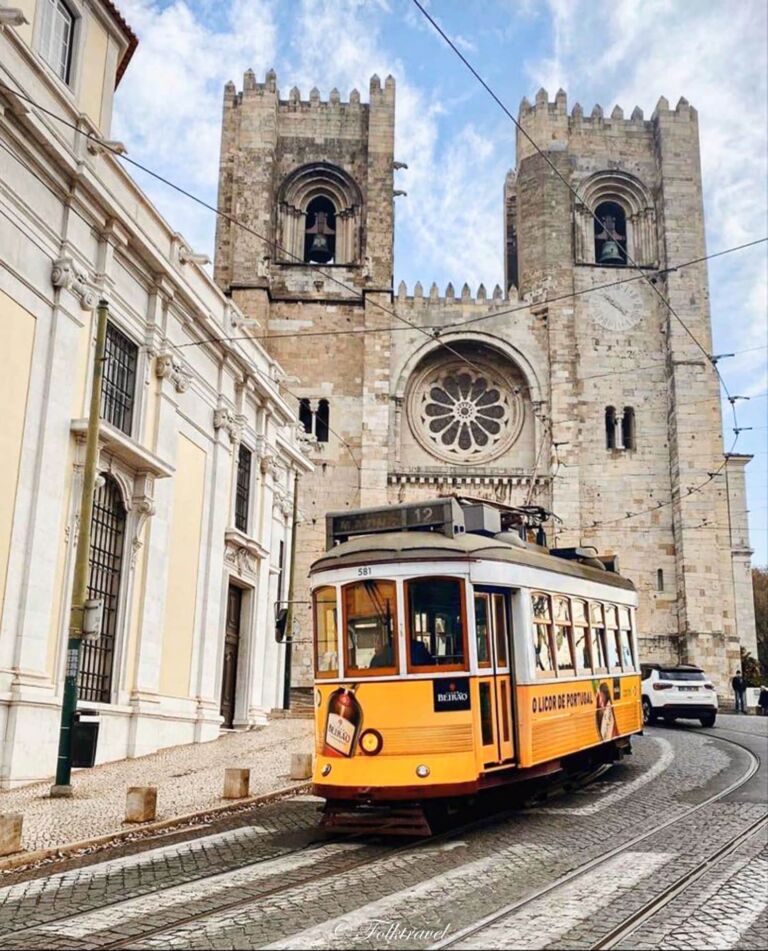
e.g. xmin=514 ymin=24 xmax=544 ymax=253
xmin=224 ymin=68 xmax=395 ymax=110
xmin=518 ymin=87 xmax=697 ymax=128
xmin=395 ymin=280 xmax=516 ymax=307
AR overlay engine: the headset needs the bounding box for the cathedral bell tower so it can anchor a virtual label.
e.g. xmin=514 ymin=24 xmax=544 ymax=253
xmin=506 ymin=88 xmax=755 ymax=686
xmin=213 ymin=69 xmax=396 ymax=688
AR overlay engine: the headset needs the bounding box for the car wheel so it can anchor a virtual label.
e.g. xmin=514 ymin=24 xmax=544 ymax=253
xmin=642 ymin=697 xmax=656 ymax=725
xmin=699 ymin=714 xmax=716 ymax=728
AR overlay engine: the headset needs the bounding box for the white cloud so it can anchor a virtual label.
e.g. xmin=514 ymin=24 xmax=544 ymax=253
xmin=281 ymin=0 xmax=507 ymax=290
xmin=112 ymin=0 xmax=278 ymax=254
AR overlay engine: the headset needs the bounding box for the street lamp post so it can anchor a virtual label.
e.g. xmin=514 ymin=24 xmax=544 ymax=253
xmin=50 ymin=299 xmax=109 ymax=798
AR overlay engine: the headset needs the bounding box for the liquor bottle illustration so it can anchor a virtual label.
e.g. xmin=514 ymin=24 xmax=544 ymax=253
xmin=323 ymin=685 xmax=362 ymax=757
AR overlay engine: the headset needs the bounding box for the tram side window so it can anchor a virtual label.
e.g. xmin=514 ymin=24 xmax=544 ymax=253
xmin=531 ymin=592 xmax=555 ymax=676
xmin=589 ymin=602 xmax=609 ymax=672
xmin=344 ymin=580 xmax=398 ymax=675
xmin=407 ymin=578 xmax=466 ymax=671
xmin=313 ymin=586 xmax=338 ymax=677
xmin=604 ymin=604 xmax=621 ymax=669
xmin=572 ymin=598 xmax=592 ymax=672
xmin=553 ymin=595 xmax=575 ymax=675
xmin=618 ymin=606 xmax=635 ymax=670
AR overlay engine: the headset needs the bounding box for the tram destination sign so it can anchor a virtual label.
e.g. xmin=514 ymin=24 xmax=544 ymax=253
xmin=326 ymin=498 xmax=464 ymax=548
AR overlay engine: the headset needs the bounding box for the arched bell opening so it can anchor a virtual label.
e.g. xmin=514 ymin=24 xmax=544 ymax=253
xmin=278 ymin=163 xmax=362 ymax=265
xmin=304 ymin=196 xmax=337 ymax=264
xmin=594 ymin=201 xmax=627 ymax=266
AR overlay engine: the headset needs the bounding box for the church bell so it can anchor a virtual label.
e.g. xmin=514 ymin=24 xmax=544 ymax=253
xmin=598 ymin=239 xmax=624 ymax=264
xmin=305 ymin=210 xmax=335 ymax=264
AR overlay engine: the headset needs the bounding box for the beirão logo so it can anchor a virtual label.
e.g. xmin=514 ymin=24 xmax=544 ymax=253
xmin=438 ymin=682 xmax=469 ymax=703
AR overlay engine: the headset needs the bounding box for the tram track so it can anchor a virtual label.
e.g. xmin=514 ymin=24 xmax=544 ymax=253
xmin=4 ymin=733 xmax=761 ymax=951
xmin=0 ymin=763 xmax=609 ymax=950
xmin=430 ymin=731 xmax=763 ymax=950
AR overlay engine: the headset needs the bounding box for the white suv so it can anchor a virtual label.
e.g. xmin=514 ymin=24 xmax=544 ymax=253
xmin=641 ymin=664 xmax=718 ymax=727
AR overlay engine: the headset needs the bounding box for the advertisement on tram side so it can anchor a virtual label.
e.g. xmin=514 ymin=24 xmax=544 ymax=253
xmin=518 ymin=675 xmax=642 ymax=766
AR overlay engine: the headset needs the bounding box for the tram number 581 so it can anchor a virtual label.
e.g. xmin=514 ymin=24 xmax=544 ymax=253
xmin=358 ymin=566 xmax=373 ymax=577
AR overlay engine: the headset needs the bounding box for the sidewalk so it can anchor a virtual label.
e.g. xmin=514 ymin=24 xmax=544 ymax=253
xmin=0 ymin=717 xmax=313 ymax=860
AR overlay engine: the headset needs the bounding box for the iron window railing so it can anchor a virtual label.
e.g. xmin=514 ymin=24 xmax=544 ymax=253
xmin=101 ymin=322 xmax=138 ymax=436
xmin=235 ymin=444 xmax=252 ymax=533
xmin=78 ymin=476 xmax=126 ymax=704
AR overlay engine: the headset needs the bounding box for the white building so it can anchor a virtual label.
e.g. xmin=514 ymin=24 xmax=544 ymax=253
xmin=0 ymin=0 xmax=311 ymax=788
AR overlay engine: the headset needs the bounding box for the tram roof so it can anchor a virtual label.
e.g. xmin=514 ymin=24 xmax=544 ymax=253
xmin=310 ymin=531 xmax=635 ymax=591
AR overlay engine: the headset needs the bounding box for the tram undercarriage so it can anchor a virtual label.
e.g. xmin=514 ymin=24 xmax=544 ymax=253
xmin=318 ymin=737 xmax=633 ymax=837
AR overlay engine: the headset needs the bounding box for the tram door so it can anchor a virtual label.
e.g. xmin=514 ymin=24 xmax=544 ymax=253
xmin=474 ymin=590 xmax=515 ymax=766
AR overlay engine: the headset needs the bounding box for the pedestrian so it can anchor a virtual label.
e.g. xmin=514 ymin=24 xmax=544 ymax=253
xmin=731 ymin=669 xmax=747 ymax=714
xmin=758 ymin=685 xmax=768 ymax=717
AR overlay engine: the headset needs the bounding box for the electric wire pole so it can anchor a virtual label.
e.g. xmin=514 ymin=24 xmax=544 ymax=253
xmin=50 ymin=299 xmax=109 ymax=797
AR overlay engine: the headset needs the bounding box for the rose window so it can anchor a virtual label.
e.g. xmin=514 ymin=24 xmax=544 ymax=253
xmin=408 ymin=359 xmax=524 ymax=463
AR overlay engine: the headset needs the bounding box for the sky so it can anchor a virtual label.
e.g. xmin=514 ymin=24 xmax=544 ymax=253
xmin=112 ymin=0 xmax=767 ymax=563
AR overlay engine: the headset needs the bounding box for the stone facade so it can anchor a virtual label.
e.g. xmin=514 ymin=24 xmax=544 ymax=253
xmin=213 ymin=74 xmax=756 ymax=691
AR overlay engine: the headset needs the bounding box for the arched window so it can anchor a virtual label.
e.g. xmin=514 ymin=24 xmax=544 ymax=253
xmin=594 ymin=201 xmax=627 ymax=266
xmin=298 ymin=398 xmax=330 ymax=444
xmin=315 ymin=399 xmax=330 ymax=443
xmin=574 ymin=171 xmax=657 ymax=267
xmin=278 ymin=163 xmax=362 ymax=265
xmin=304 ymin=196 xmax=336 ymax=264
xmin=657 ymin=568 xmax=664 ymax=591
xmin=605 ymin=406 xmax=617 ymax=449
xmin=299 ymin=398 xmax=313 ymax=434
xmin=79 ymin=475 xmax=126 ymax=704
xmin=621 ymin=406 xmax=636 ymax=450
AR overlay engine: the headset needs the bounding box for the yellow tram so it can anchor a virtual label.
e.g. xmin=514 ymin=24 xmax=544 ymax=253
xmin=309 ymin=498 xmax=642 ymax=831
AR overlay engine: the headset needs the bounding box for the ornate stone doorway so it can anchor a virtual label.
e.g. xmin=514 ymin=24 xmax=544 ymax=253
xmin=220 ymin=585 xmax=243 ymax=728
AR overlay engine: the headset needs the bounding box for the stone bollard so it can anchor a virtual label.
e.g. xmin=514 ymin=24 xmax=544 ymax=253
xmin=223 ymin=768 xmax=250 ymax=800
xmin=0 ymin=814 xmax=23 ymax=857
xmin=290 ymin=753 xmax=313 ymax=780
xmin=125 ymin=786 xmax=157 ymax=823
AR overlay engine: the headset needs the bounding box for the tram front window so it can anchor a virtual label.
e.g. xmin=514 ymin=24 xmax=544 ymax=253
xmin=344 ymin=580 xmax=398 ymax=675
xmin=313 ymin=585 xmax=338 ymax=677
xmin=407 ymin=578 xmax=466 ymax=671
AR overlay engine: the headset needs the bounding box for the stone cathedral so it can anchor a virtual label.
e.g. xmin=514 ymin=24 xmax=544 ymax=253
xmin=213 ymin=70 xmax=756 ymax=693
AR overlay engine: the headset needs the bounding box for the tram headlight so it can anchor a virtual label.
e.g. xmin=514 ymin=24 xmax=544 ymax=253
xmin=359 ymin=729 xmax=383 ymax=756
xmin=321 ymin=764 xmax=332 ymax=777
xmin=416 ymin=764 xmax=430 ymax=778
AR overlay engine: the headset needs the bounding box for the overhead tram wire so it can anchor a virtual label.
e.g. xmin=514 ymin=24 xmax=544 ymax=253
xmin=171 ymin=242 xmax=767 ymax=345
xmin=410 ymin=0 xmax=747 ymax=430
xmin=410 ymin=0 xmax=761 ymax=529
xmin=0 ymin=90 xmax=764 ymax=418
xmin=0 ymin=81 xmax=494 ymax=384
xmin=1 ymin=80 xmax=764 ymax=398
xmin=1 ymin=83 xmax=759 ymax=522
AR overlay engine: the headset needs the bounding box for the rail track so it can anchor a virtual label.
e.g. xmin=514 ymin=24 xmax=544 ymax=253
xmin=0 ymin=762 xmax=609 ymax=950
xmin=1 ymin=732 xmax=762 ymax=950
xmin=430 ymin=732 xmax=763 ymax=950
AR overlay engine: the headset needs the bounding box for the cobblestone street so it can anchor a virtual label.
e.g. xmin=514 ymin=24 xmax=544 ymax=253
xmin=0 ymin=719 xmax=313 ymax=855
xmin=0 ymin=716 xmax=764 ymax=950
